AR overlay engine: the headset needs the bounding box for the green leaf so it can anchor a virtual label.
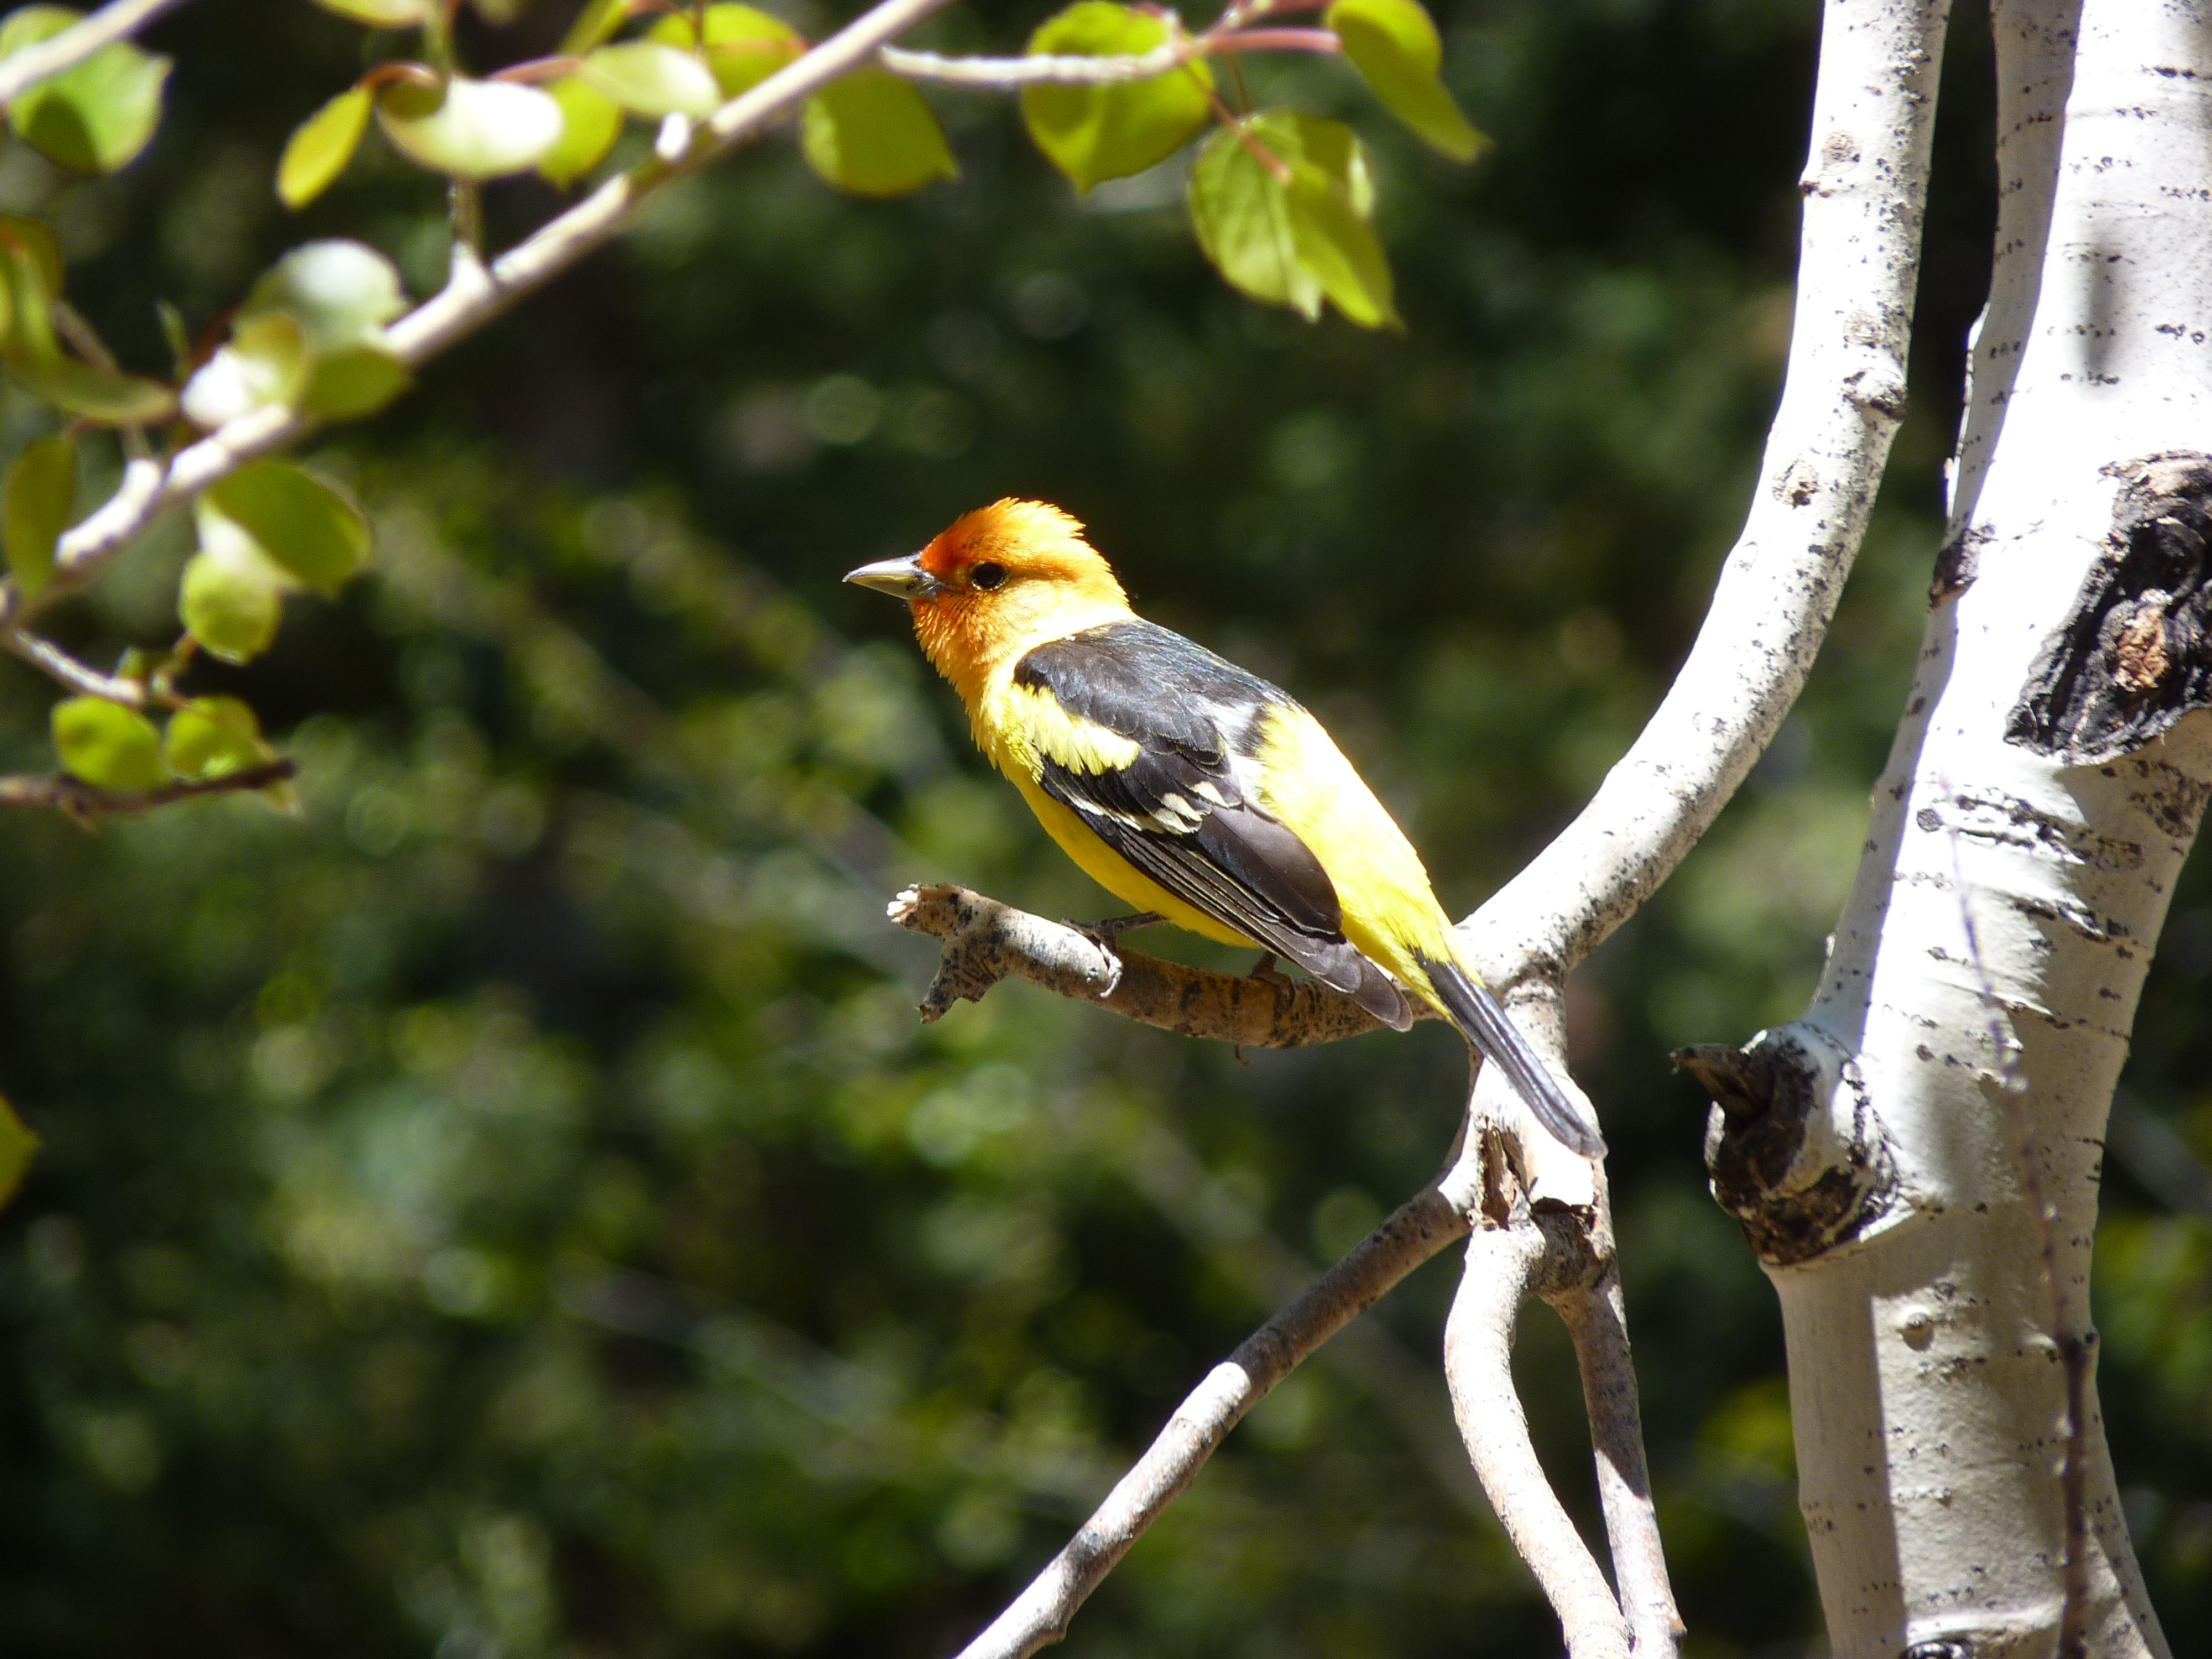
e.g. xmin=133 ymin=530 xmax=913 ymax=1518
xmin=0 ymin=232 xmax=60 ymax=366
xmin=582 ymin=41 xmax=720 ymax=118
xmin=242 ymin=241 xmax=406 ymax=350
xmin=51 ymin=696 xmax=166 ymax=791
xmin=1020 ymin=2 xmax=1211 ymax=194
xmin=648 ymin=6 xmax=804 ymax=99
xmin=539 ymin=77 xmax=622 ymax=187
xmin=202 ymin=461 xmax=371 ymax=596
xmin=278 ymin=86 xmax=373 ymax=208
xmin=306 ymin=0 xmax=434 ymax=22
xmin=4 ymin=7 xmax=171 ymax=175
xmin=1188 ymin=113 xmax=1397 ymax=328
xmin=12 ymin=354 xmax=176 ymax=424
xmin=0 ymin=1093 xmax=38 ymax=1213
xmin=559 ymin=0 xmax=632 ymax=55
xmin=1327 ymin=0 xmax=1484 ymax=163
xmin=2 ymin=433 xmax=74 ymax=597
xmin=376 ymin=77 xmax=565 ymax=180
xmin=180 ymin=311 xmax=310 ymax=429
xmin=179 ymin=528 xmax=288 ymax=665
xmin=801 ymin=71 xmax=956 ymax=199
xmin=164 ymin=695 xmax=275 ymax=781
xmin=299 ymin=343 xmax=411 ymax=419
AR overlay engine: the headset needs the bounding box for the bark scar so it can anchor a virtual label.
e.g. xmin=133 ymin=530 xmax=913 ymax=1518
xmin=2006 ymin=451 xmax=2212 ymax=763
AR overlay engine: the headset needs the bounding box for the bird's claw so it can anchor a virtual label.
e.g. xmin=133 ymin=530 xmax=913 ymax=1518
xmin=1248 ymin=950 xmax=1292 ymax=988
xmin=1066 ymin=911 xmax=1165 ymax=950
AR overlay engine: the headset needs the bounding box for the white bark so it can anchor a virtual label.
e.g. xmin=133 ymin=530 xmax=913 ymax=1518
xmin=1694 ymin=3 xmax=2212 ymax=1653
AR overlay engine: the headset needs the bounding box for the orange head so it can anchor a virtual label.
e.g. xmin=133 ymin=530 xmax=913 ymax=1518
xmin=844 ymin=499 xmax=1133 ymax=704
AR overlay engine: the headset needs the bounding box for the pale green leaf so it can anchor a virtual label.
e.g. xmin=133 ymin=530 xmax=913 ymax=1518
xmin=278 ymin=86 xmax=372 ymax=207
xmin=164 ymin=695 xmax=276 ymax=781
xmin=1327 ymin=0 xmax=1484 ymax=163
xmin=582 ymin=41 xmax=719 ymax=118
xmin=203 ymin=461 xmax=371 ymax=595
xmin=180 ymin=312 xmax=310 ymax=429
xmin=376 ymin=77 xmax=565 ymax=180
xmin=538 ymin=77 xmax=622 ymax=187
xmin=2 ymin=432 xmax=74 ymax=597
xmin=1020 ymin=2 xmax=1211 ymax=194
xmin=0 ymin=215 xmax=64 ymax=299
xmin=241 ymin=241 xmax=406 ymax=350
xmin=801 ymin=71 xmax=956 ymax=199
xmin=648 ymin=6 xmax=804 ymax=99
xmin=12 ymin=354 xmax=176 ymax=424
xmin=179 ymin=530 xmax=288 ymax=665
xmin=299 ymin=343 xmax=411 ymax=419
xmin=1188 ymin=113 xmax=1396 ymax=328
xmin=51 ymin=696 xmax=166 ymax=791
xmin=6 ymin=8 xmax=171 ymax=175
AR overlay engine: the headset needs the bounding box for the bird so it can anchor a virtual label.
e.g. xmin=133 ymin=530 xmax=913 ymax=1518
xmin=845 ymin=498 xmax=1603 ymax=1158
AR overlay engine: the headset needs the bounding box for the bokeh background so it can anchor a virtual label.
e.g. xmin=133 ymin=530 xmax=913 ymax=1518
xmin=0 ymin=0 xmax=2207 ymax=1653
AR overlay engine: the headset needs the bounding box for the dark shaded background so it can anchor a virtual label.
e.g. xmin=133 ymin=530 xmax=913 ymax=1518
xmin=0 ymin=0 xmax=2206 ymax=1653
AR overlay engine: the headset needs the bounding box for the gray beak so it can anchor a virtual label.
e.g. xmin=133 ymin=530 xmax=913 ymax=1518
xmin=843 ymin=553 xmax=939 ymax=600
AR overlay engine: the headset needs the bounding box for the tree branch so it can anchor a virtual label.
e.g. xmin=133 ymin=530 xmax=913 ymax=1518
xmin=0 ymin=758 xmax=294 ymax=821
xmin=2 ymin=0 xmax=958 ymax=625
xmin=0 ymin=0 xmax=192 ymax=110
xmin=951 ymin=1174 xmax=1477 ymax=1659
xmin=879 ymin=28 xmax=1338 ymax=88
xmin=1445 ymin=1166 xmax=1630 ymax=1659
xmin=1454 ymin=0 xmax=1949 ymax=990
xmin=0 ymin=628 xmax=152 ymax=706
xmin=888 ymin=883 xmax=1431 ymax=1046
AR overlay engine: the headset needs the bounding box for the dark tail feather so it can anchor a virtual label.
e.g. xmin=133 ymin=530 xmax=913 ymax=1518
xmin=1418 ymin=952 xmax=1606 ymax=1158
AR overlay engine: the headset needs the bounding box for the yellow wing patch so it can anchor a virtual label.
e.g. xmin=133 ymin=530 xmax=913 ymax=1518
xmin=977 ymin=679 xmax=1142 ymax=779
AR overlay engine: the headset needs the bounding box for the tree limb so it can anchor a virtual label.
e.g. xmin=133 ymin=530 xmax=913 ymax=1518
xmin=888 ymin=883 xmax=1431 ymax=1047
xmin=0 ymin=0 xmax=192 ymax=111
xmin=0 ymin=628 xmax=153 ymax=706
xmin=951 ymin=1174 xmax=1477 ymax=1659
xmin=0 ymin=758 xmax=295 ymax=821
xmin=3 ymin=0 xmax=958 ymax=625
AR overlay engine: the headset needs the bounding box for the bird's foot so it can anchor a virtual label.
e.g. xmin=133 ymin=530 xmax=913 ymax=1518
xmin=1248 ymin=951 xmax=1292 ymax=988
xmin=1067 ymin=911 xmax=1165 ymax=950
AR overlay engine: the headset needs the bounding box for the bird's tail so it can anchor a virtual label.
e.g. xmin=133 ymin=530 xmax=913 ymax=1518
xmin=1416 ymin=951 xmax=1606 ymax=1158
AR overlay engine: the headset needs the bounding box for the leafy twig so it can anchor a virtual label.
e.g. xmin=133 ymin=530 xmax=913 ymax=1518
xmin=0 ymin=757 xmax=295 ymax=821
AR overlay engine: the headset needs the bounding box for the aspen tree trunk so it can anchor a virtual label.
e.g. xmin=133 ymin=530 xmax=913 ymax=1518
xmin=1685 ymin=2 xmax=2211 ymax=1653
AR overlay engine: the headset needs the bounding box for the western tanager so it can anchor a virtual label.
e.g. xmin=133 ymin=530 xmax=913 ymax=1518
xmin=847 ymin=499 xmax=1603 ymax=1157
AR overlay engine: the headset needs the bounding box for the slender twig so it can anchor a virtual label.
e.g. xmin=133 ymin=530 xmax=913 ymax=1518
xmin=1447 ymin=1193 xmax=1631 ymax=1659
xmin=0 ymin=758 xmax=295 ymax=821
xmin=880 ymin=27 xmax=1336 ymax=87
xmin=1 ymin=629 xmax=152 ymax=706
xmin=951 ymin=1178 xmax=1475 ymax=1659
xmin=2 ymin=0 xmax=959 ymax=628
xmin=0 ymin=0 xmax=193 ymax=110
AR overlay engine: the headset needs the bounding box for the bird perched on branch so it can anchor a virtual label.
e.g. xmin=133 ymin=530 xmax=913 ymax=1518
xmin=846 ymin=499 xmax=1603 ymax=1157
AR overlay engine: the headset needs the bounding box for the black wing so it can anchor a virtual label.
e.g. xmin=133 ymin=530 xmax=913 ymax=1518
xmin=1014 ymin=622 xmax=1413 ymax=1030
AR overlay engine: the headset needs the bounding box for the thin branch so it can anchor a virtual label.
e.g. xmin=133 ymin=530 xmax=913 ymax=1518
xmin=0 ymin=758 xmax=295 ymax=821
xmin=1551 ymin=1266 xmax=1684 ymax=1655
xmin=880 ymin=28 xmax=1336 ymax=87
xmin=1 ymin=629 xmax=150 ymax=706
xmin=1444 ymin=1162 xmax=1629 ymax=1659
xmin=889 ymin=883 xmax=1432 ymax=1046
xmin=3 ymin=0 xmax=959 ymax=625
xmin=881 ymin=41 xmax=1186 ymax=86
xmin=951 ymin=1177 xmax=1475 ymax=1659
xmin=0 ymin=0 xmax=192 ymax=110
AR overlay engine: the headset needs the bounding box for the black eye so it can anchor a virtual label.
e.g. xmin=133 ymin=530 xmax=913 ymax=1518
xmin=971 ymin=561 xmax=1008 ymax=591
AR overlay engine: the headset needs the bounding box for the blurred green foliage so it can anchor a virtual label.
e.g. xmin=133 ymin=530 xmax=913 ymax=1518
xmin=0 ymin=0 xmax=2208 ymax=1656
